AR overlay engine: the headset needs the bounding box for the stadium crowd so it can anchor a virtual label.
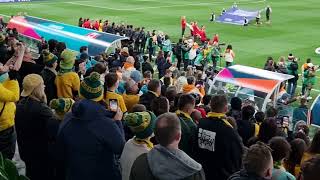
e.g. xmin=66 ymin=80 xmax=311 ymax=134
xmin=0 ymin=15 xmax=319 ymax=180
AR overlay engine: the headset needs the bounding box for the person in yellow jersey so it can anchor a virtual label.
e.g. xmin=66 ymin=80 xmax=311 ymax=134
xmin=55 ymin=50 xmax=80 ymax=99
xmin=104 ymin=72 xmax=127 ymax=113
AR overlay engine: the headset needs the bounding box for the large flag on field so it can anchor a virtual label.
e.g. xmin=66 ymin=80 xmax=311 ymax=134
xmin=216 ymin=7 xmax=259 ymax=25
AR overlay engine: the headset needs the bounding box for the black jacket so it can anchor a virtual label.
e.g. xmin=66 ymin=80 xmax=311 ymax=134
xmin=194 ymin=115 xmax=243 ymax=180
xmin=139 ymin=91 xmax=158 ymax=111
xmin=228 ymin=170 xmax=268 ymax=180
xmin=15 ymin=97 xmax=59 ymax=180
xmin=41 ymin=68 xmax=57 ymax=103
xmin=142 ymin=62 xmax=154 ymax=74
xmin=237 ymin=119 xmax=255 ymax=146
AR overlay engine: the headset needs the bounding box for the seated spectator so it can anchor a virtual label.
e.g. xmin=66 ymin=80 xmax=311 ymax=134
xmin=123 ymin=79 xmax=140 ymax=112
xmin=284 ymin=138 xmax=307 ymax=177
xmin=120 ymin=111 xmax=156 ymax=180
xmin=57 ymin=72 xmax=125 ymax=180
xmin=194 ymin=95 xmax=243 ymax=180
xmin=104 ymin=72 xmax=127 ymax=112
xmin=229 ymin=142 xmax=273 ymax=180
xmin=183 ymin=76 xmax=204 ymax=97
xmin=41 ymin=50 xmax=58 ymax=103
xmin=300 ymin=155 xmax=320 ymax=180
xmin=49 ymin=98 xmax=75 ymax=121
xmin=226 ymin=97 xmax=242 ymax=121
xmin=130 ymin=113 xmax=205 ymax=180
xmin=300 ymin=130 xmax=320 ymax=166
xmin=139 ymin=79 xmax=161 ymax=110
xmin=151 ymin=96 xmax=170 ymax=116
xmin=237 ymin=105 xmax=256 ymax=146
xmin=176 ymin=94 xmax=197 ymax=156
xmin=268 ymin=137 xmax=295 ymax=180
xmin=55 ymin=50 xmax=80 ymax=99
xmin=15 ymin=74 xmax=60 ymax=180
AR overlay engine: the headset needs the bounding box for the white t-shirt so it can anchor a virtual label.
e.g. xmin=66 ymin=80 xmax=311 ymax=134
xmin=120 ymin=138 xmax=151 ymax=180
xmin=225 ymin=50 xmax=235 ymax=63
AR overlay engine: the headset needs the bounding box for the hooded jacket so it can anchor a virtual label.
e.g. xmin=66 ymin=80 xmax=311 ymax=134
xmin=228 ymin=170 xmax=269 ymax=180
xmin=130 ymin=145 xmax=205 ymax=180
xmin=56 ymin=99 xmax=125 ymax=180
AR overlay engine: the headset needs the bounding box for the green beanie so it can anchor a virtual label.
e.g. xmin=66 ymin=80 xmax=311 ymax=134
xmin=60 ymin=50 xmax=75 ymax=70
xmin=50 ymin=98 xmax=75 ymax=114
xmin=124 ymin=111 xmax=156 ymax=139
xmin=80 ymin=72 xmax=103 ymax=101
xmin=43 ymin=50 xmax=58 ymax=66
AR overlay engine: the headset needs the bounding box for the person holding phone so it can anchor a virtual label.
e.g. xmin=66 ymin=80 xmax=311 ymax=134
xmin=104 ymin=72 xmax=127 ymax=113
xmin=57 ymin=72 xmax=125 ymax=180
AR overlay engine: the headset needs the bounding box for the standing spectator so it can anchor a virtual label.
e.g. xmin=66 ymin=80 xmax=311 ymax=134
xmin=264 ymin=56 xmax=276 ymax=72
xmin=269 ymin=137 xmax=295 ymax=180
xmin=55 ymin=50 xmax=80 ymax=99
xmin=104 ymin=72 xmax=127 ymax=113
xmin=181 ymin=40 xmax=191 ymax=71
xmin=0 ymin=42 xmax=24 ymax=160
xmin=57 ymin=72 xmax=125 ymax=180
xmin=248 ymin=118 xmax=278 ymax=146
xmin=151 ymin=96 xmax=170 ymax=116
xmin=174 ymin=39 xmax=183 ymax=70
xmin=122 ymin=79 xmax=140 ymax=113
xmin=130 ymin=113 xmax=205 ymax=180
xmin=176 ymin=94 xmax=197 ymax=156
xmin=226 ymin=97 xmax=242 ymax=121
xmin=15 ymin=74 xmax=59 ymax=180
xmin=300 ymin=155 xmax=320 ymax=180
xmin=41 ymin=50 xmax=58 ymax=103
xmin=157 ymin=51 xmax=171 ymax=79
xmin=194 ymin=95 xmax=243 ymax=180
xmin=237 ymin=105 xmax=256 ymax=146
xmin=229 ymin=142 xmax=273 ymax=180
xmin=141 ymin=55 xmax=154 ymax=75
xmin=276 ymin=56 xmax=288 ymax=74
xmin=78 ymin=17 xmax=83 ymax=27
xmin=301 ymin=131 xmax=320 ymax=165
xmin=211 ymin=43 xmax=220 ymax=71
xmin=284 ymin=138 xmax=307 ymax=177
xmin=122 ymin=56 xmax=136 ymax=79
xmin=224 ymin=44 xmax=235 ymax=67
xmin=287 ymin=54 xmax=299 ymax=96
xmin=181 ymin=16 xmax=187 ymax=37
xmin=139 ymin=79 xmax=161 ymax=110
xmin=162 ymin=35 xmax=172 ymax=59
xmin=175 ymin=71 xmax=188 ymax=93
xmin=120 ymin=111 xmax=156 ymax=180
xmin=182 ymin=76 xmax=204 ymax=98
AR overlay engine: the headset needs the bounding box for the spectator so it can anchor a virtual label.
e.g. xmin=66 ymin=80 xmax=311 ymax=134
xmin=104 ymin=72 xmax=127 ymax=112
xmin=287 ymin=55 xmax=299 ymax=96
xmin=255 ymin=111 xmax=265 ymax=125
xmin=131 ymin=104 xmax=146 ymax=113
xmin=41 ymin=50 xmax=58 ymax=103
xmin=15 ymin=74 xmax=60 ymax=180
xmin=123 ymin=79 xmax=140 ymax=113
xmin=276 ymin=56 xmax=288 ymax=74
xmin=226 ymin=97 xmax=242 ymax=121
xmin=130 ymin=113 xmax=205 ymax=180
xmin=165 ymin=86 xmax=177 ymax=111
xmin=122 ymin=56 xmax=136 ymax=79
xmin=55 ymin=50 xmax=80 ymax=99
xmin=176 ymin=94 xmax=197 ymax=156
xmin=224 ymin=44 xmax=235 ymax=67
xmin=284 ymin=138 xmax=307 ymax=177
xmin=300 ymin=155 xmax=320 ymax=180
xmin=264 ymin=57 xmax=276 ymax=72
xmin=301 ymin=130 xmax=320 ymax=165
xmin=0 ymin=42 xmax=23 ymax=160
xmin=139 ymin=79 xmax=161 ymax=110
xmin=151 ymin=96 xmax=170 ymax=116
xmin=175 ymin=71 xmax=187 ymax=93
xmin=141 ymin=55 xmax=154 ymax=75
xmin=49 ymin=98 xmax=75 ymax=121
xmin=57 ymin=72 xmax=125 ymax=180
xmin=200 ymin=94 xmax=212 ymax=113
xmin=161 ymin=76 xmax=171 ymax=96
xmin=248 ymin=118 xmax=278 ymax=145
xmin=268 ymin=137 xmax=295 ymax=180
xmin=183 ymin=76 xmax=204 ymax=97
xmin=120 ymin=111 xmax=156 ymax=180
xmin=157 ymin=51 xmax=171 ymax=79
xmin=228 ymin=142 xmax=273 ymax=180
xmin=292 ymin=97 xmax=309 ymax=127
xmin=162 ymin=35 xmax=171 ymax=59
xmin=237 ymin=105 xmax=256 ymax=146
xmin=140 ymin=71 xmax=152 ymax=94
xmin=194 ymin=95 xmax=243 ymax=180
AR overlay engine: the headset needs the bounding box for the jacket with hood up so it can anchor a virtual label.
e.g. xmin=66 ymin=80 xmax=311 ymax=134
xmin=130 ymin=145 xmax=205 ymax=180
xmin=56 ymin=99 xmax=125 ymax=180
xmin=228 ymin=170 xmax=269 ymax=180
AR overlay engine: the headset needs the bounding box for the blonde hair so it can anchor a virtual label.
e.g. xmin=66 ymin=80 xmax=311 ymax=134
xmin=30 ymin=82 xmax=47 ymax=104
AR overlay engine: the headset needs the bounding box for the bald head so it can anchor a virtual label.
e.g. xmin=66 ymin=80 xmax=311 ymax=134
xmin=155 ymin=113 xmax=181 ymax=147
